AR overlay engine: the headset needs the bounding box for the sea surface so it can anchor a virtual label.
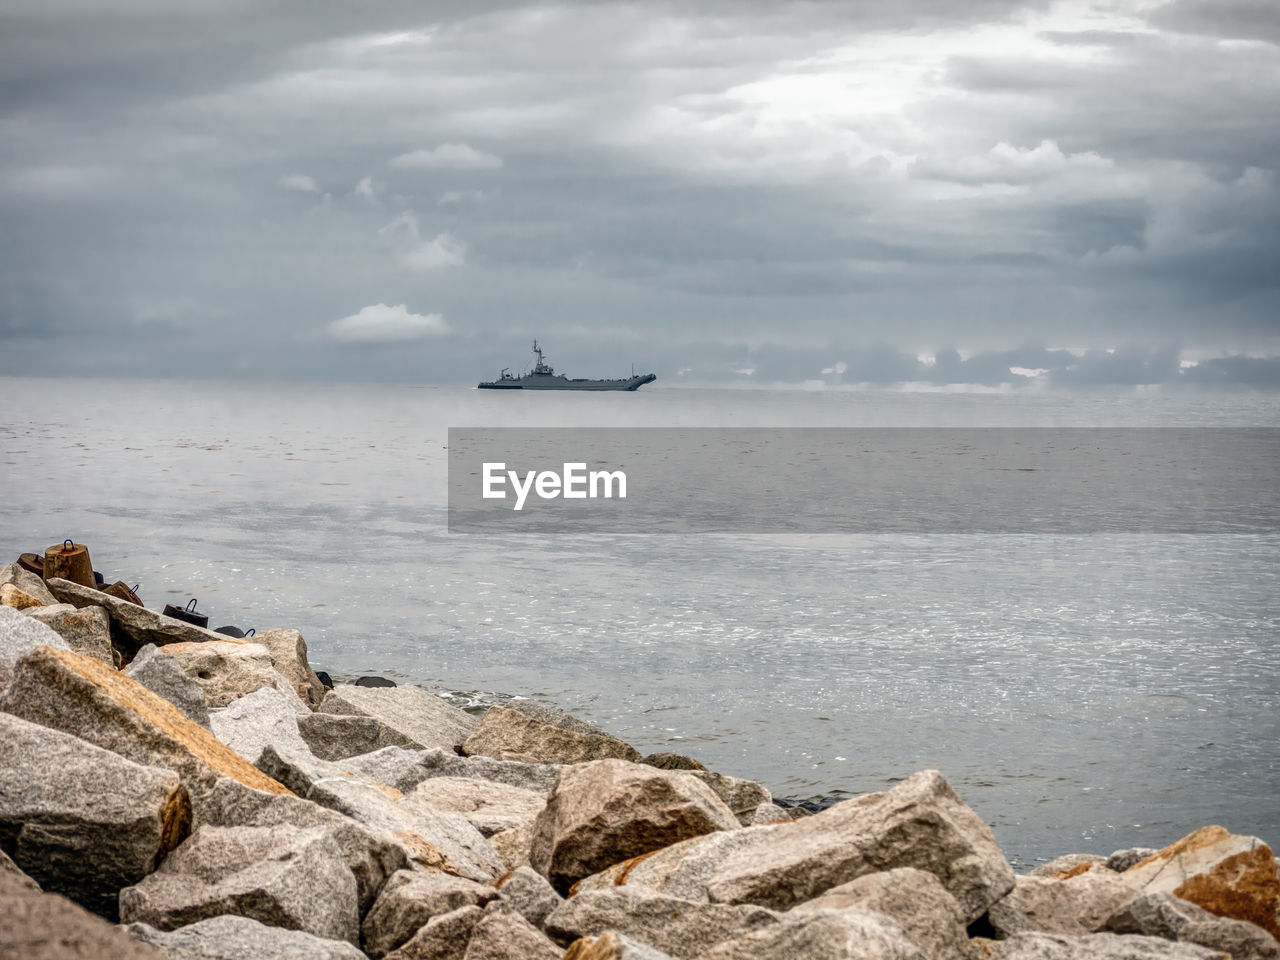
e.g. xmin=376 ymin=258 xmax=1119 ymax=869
xmin=2 ymin=376 xmax=1277 ymax=868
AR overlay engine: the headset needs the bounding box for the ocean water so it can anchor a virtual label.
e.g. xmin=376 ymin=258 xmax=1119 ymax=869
xmin=2 ymin=376 xmax=1277 ymax=868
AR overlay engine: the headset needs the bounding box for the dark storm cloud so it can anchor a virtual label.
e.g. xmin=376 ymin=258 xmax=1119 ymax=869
xmin=1 ymin=0 xmax=1277 ymax=386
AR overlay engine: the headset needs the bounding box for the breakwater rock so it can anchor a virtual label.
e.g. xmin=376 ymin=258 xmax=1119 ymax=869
xmin=1 ymin=556 xmax=1278 ymax=959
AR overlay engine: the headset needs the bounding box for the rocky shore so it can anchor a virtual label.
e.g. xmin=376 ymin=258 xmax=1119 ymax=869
xmin=2 ymin=553 xmax=1279 ymax=960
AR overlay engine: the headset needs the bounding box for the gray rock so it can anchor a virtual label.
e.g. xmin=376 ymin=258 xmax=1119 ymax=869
xmin=793 ymin=867 xmax=974 ymax=960
xmin=1027 ymin=854 xmax=1108 ymax=878
xmin=0 ymin=562 xmax=57 ymax=606
xmin=118 ymin=823 xmax=359 ymax=944
xmin=749 ymin=803 xmax=792 ymax=825
xmin=1103 ymin=892 xmax=1280 ymax=960
xmin=687 ymin=770 xmax=772 ymax=825
xmin=253 ymin=742 xmax=355 ymax=797
xmin=345 ymin=745 xmax=564 ymax=794
xmin=987 ymin=932 xmax=1229 ymax=959
xmin=1106 ymin=847 xmax=1158 ymax=873
xmin=306 ymin=776 xmax=503 ymax=882
xmin=504 ymin=698 xmax=607 ymax=736
xmin=562 ymin=931 xmax=676 ymax=959
xmin=208 ymin=685 xmax=312 ymax=765
xmin=0 ymin=846 xmax=40 ymax=891
xmin=464 ymin=705 xmax=642 ymax=764
xmin=462 ymin=900 xmax=562 ymax=959
xmin=383 ymin=903 xmax=483 ymax=960
xmin=124 ymin=915 xmax=367 ymax=959
xmin=498 ymin=865 xmax=563 ymax=929
xmin=0 ymin=604 xmax=71 ymax=658
xmin=696 ymin=908 xmax=925 ymax=960
xmin=161 ymin=640 xmax=284 ymax=708
xmin=490 ymin=822 xmax=535 ymax=874
xmin=298 ymin=712 xmax=420 ymax=760
xmin=642 ymin=752 xmax=708 ymax=771
xmin=319 ymin=684 xmax=477 ymax=751
xmin=0 ymin=655 xmax=13 ymax=696
xmin=987 ymin=871 xmax=1139 ymax=937
xmin=250 ymin=629 xmax=326 ymax=708
xmin=23 ymin=604 xmax=113 ymax=664
xmin=0 ymin=712 xmax=191 ymax=919
xmin=126 ymin=644 xmax=211 ymax=728
xmin=407 ymin=776 xmax=547 ymax=837
xmin=0 ymin=868 xmax=166 ymax=959
xmin=545 ymin=887 xmax=780 ymax=957
xmin=361 ymin=868 xmax=499 ymax=959
xmin=44 ymin=577 xmax=228 ymax=653
xmin=531 ymin=758 xmax=741 ymax=894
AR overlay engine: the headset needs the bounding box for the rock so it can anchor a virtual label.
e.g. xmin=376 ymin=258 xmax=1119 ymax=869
xmin=383 ymin=903 xmax=483 ymax=960
xmin=356 ymin=675 xmax=398 ymax=687
xmin=498 ymin=864 xmax=562 ymax=928
xmin=563 ymin=931 xmax=676 ymax=960
xmin=0 ymin=711 xmax=191 ymax=919
xmin=2 ymin=582 xmax=44 ymax=609
xmin=575 ymin=769 xmax=1014 ymax=923
xmin=124 ymin=915 xmax=368 ymax=959
xmin=750 ymin=803 xmax=793 ymax=825
xmin=118 ymin=823 xmax=359 ymax=944
xmin=0 ymin=604 xmax=71 ymax=658
xmin=0 ymin=646 xmax=291 ymax=821
xmin=345 ymin=745 xmax=564 ymax=794
xmin=251 ymin=629 xmax=325 ymax=708
xmin=1123 ymin=826 xmax=1280 ymax=939
xmin=305 ymin=776 xmax=503 ymax=882
xmin=0 ymin=562 xmax=56 ymax=606
xmin=160 ymin=639 xmax=285 ymax=708
xmin=793 ymin=867 xmax=974 ymax=960
xmin=126 ymin=643 xmax=212 ymax=728
xmin=687 ymin=770 xmax=772 ymax=825
xmin=316 ymin=670 xmax=334 ymax=688
xmin=0 ymin=848 xmax=40 ymax=891
xmin=987 ymin=932 xmax=1229 ymax=959
xmin=44 ymin=577 xmax=229 ymax=656
xmin=361 ymin=868 xmax=499 ymax=958
xmin=1027 ymin=854 xmax=1108 ymax=878
xmin=319 ymin=684 xmax=478 ymax=752
xmin=505 ymin=698 xmax=606 ymax=734
xmin=0 ymin=868 xmax=166 ymax=959
xmin=695 ymin=909 xmax=925 ymax=960
xmin=208 ymin=685 xmax=313 ymax=766
xmin=987 ymin=871 xmax=1140 ymax=937
xmin=298 ymin=712 xmax=420 ymax=760
xmin=462 ymin=900 xmax=562 ymax=959
xmin=1108 ymin=847 xmax=1159 ymax=873
xmin=643 ymin=752 xmax=708 ymax=771
xmin=254 ymin=743 xmax=354 ymax=797
xmin=1103 ymin=892 xmax=1280 ymax=960
xmin=491 ymin=822 xmax=535 ymax=873
xmin=407 ymin=776 xmax=547 ymax=837
xmin=0 ymin=656 xmax=11 ymax=696
xmin=23 ymin=604 xmax=113 ymax=664
xmin=463 ymin=705 xmax=641 ymax=764
xmin=545 ymin=887 xmax=780 ymax=957
xmin=530 ymin=758 xmax=740 ymax=893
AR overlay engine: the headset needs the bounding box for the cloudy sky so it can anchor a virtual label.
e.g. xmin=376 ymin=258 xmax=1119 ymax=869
xmin=2 ymin=0 xmax=1277 ymax=387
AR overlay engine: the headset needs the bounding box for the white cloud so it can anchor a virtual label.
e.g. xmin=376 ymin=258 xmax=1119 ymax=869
xmin=389 ymin=143 xmax=503 ymax=170
xmin=279 ymin=172 xmax=321 ymax=192
xmin=325 ymin=303 xmax=450 ymax=342
xmin=912 ymin=139 xmax=1113 ymax=186
xmin=353 ymin=175 xmax=379 ymax=204
xmin=378 ymin=210 xmax=467 ymax=271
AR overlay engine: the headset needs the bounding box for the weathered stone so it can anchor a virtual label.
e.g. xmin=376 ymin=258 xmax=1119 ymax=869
xmin=23 ymin=603 xmax=113 ymax=663
xmin=1104 ymin=892 xmax=1280 ymax=960
xmin=1123 ymin=826 xmax=1280 ymax=939
xmin=0 ymin=868 xmax=166 ymax=959
xmin=0 ymin=604 xmax=70 ymax=658
xmin=491 ymin=822 xmax=535 ymax=873
xmin=124 ymin=915 xmax=367 ymax=959
xmin=504 ymin=698 xmax=606 ymax=735
xmin=252 ymin=629 xmax=325 ymax=708
xmin=0 ymin=847 xmax=40 ymax=891
xmin=2 ymin=582 xmax=44 ymax=609
xmin=407 ymin=776 xmax=547 ymax=837
xmin=695 ymin=909 xmax=925 ymax=960
xmin=384 ymin=903 xmax=483 ymax=960
xmin=987 ymin=931 xmax=1229 ymax=959
xmin=0 ymin=646 xmax=291 ymax=822
xmin=688 ymin=770 xmax=773 ymax=825
xmin=643 ymin=752 xmax=708 ymax=771
xmin=0 ymin=656 xmax=14 ymax=696
xmin=160 ymin=639 xmax=283 ymax=708
xmin=750 ymin=803 xmax=792 ymax=825
xmin=254 ymin=743 xmax=355 ymax=797
xmin=498 ymin=864 xmax=562 ymax=928
xmin=563 ymin=931 xmax=676 ymax=960
xmin=0 ymin=562 xmax=56 ymax=606
xmin=208 ymin=685 xmax=312 ymax=765
xmin=987 ymin=871 xmax=1140 ymax=937
xmin=306 ymin=776 xmax=503 ymax=882
xmin=464 ymin=705 xmax=641 ymax=764
xmin=126 ymin=643 xmax=211 ymax=728
xmin=462 ymin=899 xmax=562 ymax=959
xmin=1108 ymin=847 xmax=1159 ymax=873
xmin=546 ymin=887 xmax=780 ymax=957
xmin=1027 ymin=854 xmax=1108 ymax=878
xmin=362 ymin=868 xmax=499 ymax=958
xmin=298 ymin=712 xmax=420 ymax=760
xmin=0 ymin=712 xmax=191 ymax=919
xmin=118 ymin=823 xmax=359 ymax=944
xmin=576 ymin=770 xmax=1014 ymax=923
xmin=530 ymin=758 xmax=740 ymax=893
xmin=319 ymin=684 xmax=478 ymax=751
xmin=44 ymin=577 xmax=230 ymax=654
xmin=793 ymin=867 xmax=973 ymax=960
xmin=345 ymin=745 xmax=564 ymax=794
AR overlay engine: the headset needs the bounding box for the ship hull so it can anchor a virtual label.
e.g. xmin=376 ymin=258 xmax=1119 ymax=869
xmin=478 ymin=373 xmax=656 ymax=391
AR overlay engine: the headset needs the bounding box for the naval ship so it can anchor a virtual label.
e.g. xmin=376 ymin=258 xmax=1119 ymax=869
xmin=478 ymin=341 xmax=657 ymax=391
